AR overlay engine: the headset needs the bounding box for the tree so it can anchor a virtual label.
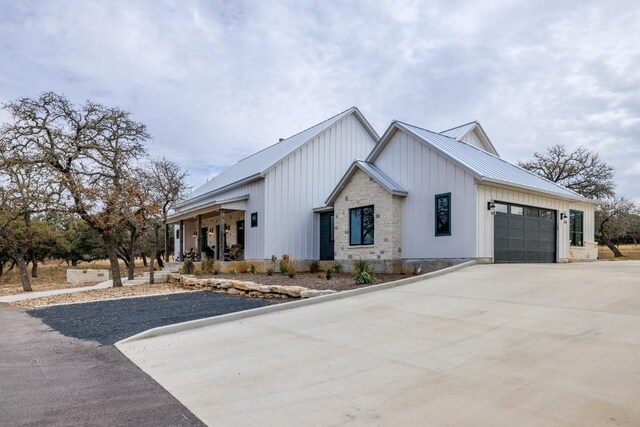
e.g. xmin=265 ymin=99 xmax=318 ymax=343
xmin=518 ymin=145 xmax=615 ymax=199
xmin=139 ymin=159 xmax=188 ymax=283
xmin=2 ymin=92 xmax=150 ymax=287
xmin=595 ymin=197 xmax=637 ymax=257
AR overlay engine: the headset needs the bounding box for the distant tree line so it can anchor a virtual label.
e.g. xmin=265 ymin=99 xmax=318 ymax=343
xmin=519 ymin=144 xmax=639 ymax=257
xmin=0 ymin=92 xmax=189 ymax=291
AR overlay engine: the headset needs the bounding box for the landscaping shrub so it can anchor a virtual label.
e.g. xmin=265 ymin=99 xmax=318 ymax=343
xmin=353 ymin=259 xmax=376 ymax=284
xmin=201 ymin=258 xmax=216 ymax=275
xmin=332 ymin=261 xmax=344 ymax=273
xmin=326 ymin=268 xmax=333 ymax=280
xmin=309 ymin=260 xmax=320 ymax=273
xmin=227 ymin=268 xmax=238 ymax=275
xmin=266 ymin=267 xmax=274 ymax=276
xmin=279 ymin=255 xmax=290 ymax=275
xmin=248 ymin=263 xmax=259 ymax=274
xmin=182 ymin=259 xmax=195 ymax=274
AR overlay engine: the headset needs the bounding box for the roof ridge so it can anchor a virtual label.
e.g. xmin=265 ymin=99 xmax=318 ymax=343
xmin=398 ymin=121 xmax=583 ymax=198
xmin=232 ymin=106 xmax=357 ymax=166
xmin=439 ymin=120 xmax=478 ymax=134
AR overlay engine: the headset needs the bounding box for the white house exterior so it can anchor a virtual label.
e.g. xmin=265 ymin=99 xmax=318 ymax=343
xmin=319 ymin=120 xmax=598 ymax=272
xmin=170 ymin=107 xmax=597 ymax=270
xmin=168 ymin=107 xmax=379 ymax=262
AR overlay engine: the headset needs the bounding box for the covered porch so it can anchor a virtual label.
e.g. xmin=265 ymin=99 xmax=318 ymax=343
xmin=168 ymin=197 xmax=248 ymax=262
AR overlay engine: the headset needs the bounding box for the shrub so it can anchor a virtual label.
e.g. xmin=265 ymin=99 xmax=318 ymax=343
xmin=309 ymin=260 xmax=320 ymax=273
xmin=227 ymin=268 xmax=238 ymax=275
xmin=182 ymin=259 xmax=195 ymax=274
xmin=201 ymin=258 xmax=217 ymax=275
xmin=326 ymin=268 xmax=333 ymax=280
xmin=332 ymin=261 xmax=344 ymax=273
xmin=288 ymin=269 xmax=296 ymax=279
xmin=248 ymin=263 xmax=259 ymax=274
xmin=353 ymin=259 xmax=376 ymax=284
xmin=279 ymin=254 xmax=291 ymax=275
xmin=266 ymin=267 xmax=274 ymax=276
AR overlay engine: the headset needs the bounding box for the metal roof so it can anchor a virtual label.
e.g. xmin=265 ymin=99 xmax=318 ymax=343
xmin=354 ymin=161 xmax=408 ymax=195
xmin=182 ymin=107 xmax=378 ymax=205
xmin=396 ymin=122 xmax=588 ymax=201
xmin=440 ymin=121 xmax=478 ymax=139
xmin=318 ymin=160 xmax=407 ymax=210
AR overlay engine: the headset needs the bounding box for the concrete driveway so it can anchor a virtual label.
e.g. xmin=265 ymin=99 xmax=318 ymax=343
xmin=117 ymin=262 xmax=640 ymax=426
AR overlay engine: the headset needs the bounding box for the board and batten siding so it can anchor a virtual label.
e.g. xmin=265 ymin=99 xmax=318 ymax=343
xmin=476 ymin=184 xmax=596 ymax=262
xmin=263 ymin=113 xmax=377 ymax=260
xmin=173 ymin=180 xmax=266 ymax=259
xmin=373 ymin=129 xmax=477 ymax=259
xmin=460 ymin=130 xmax=484 ymax=151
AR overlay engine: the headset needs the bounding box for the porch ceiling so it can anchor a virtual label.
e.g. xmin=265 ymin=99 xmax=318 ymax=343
xmin=166 ymin=195 xmax=249 ymax=224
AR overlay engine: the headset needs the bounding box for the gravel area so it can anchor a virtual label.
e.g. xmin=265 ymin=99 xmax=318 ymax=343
xmin=27 ymin=291 xmax=283 ymax=345
xmin=11 ymin=282 xmax=193 ymax=309
xmin=198 ymin=272 xmax=408 ymax=291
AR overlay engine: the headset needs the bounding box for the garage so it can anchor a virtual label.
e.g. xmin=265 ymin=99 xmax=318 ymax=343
xmin=494 ymin=202 xmax=556 ymax=263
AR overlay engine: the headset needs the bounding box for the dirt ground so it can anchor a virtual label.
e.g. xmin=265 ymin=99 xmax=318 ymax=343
xmin=598 ymin=244 xmax=640 ymax=260
xmin=11 ymin=283 xmax=193 ymax=309
xmin=197 ymin=272 xmax=408 ymax=291
xmin=0 ymin=260 xmax=148 ymax=296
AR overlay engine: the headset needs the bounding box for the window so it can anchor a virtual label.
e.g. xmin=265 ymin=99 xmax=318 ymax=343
xmin=510 ymin=205 xmax=524 ymax=215
xmin=540 ymin=209 xmax=554 ymax=219
xmin=525 ymin=207 xmax=539 ymax=217
xmin=251 ymin=212 xmax=258 ymax=227
xmin=570 ymin=210 xmax=584 ymax=246
xmin=176 ymin=229 xmax=180 ymax=239
xmin=495 ymin=203 xmax=508 ymax=214
xmin=329 ymin=214 xmax=334 ymax=242
xmin=350 ymin=205 xmax=374 ymax=245
xmin=435 ymin=193 xmax=451 ymax=236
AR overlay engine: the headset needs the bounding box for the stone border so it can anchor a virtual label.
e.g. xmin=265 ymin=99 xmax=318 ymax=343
xmin=116 ymin=260 xmax=475 ymax=345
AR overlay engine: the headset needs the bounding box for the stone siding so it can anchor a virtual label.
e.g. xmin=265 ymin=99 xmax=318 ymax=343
xmin=334 ymin=169 xmax=403 ymax=263
xmin=569 ymin=241 xmax=598 ymax=261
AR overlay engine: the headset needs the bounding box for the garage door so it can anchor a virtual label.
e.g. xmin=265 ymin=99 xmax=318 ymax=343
xmin=494 ymin=203 xmax=556 ymax=263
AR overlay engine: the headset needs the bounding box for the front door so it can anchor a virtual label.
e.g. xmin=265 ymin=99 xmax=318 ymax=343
xmin=237 ymin=220 xmax=245 ymax=247
xmin=319 ymin=211 xmax=334 ymax=260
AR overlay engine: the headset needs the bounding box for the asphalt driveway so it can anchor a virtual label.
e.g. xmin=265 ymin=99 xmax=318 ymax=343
xmin=118 ymin=262 xmax=640 ymax=426
xmin=0 ymin=304 xmax=204 ymax=427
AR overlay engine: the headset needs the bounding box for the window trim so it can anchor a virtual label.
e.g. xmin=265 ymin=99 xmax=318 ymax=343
xmin=569 ymin=209 xmax=584 ymax=247
xmin=349 ymin=205 xmax=375 ymax=246
xmin=435 ymin=193 xmax=452 ymax=237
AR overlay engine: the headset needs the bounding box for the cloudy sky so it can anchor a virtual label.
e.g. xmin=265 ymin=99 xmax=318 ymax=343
xmin=1 ymin=0 xmax=639 ymax=200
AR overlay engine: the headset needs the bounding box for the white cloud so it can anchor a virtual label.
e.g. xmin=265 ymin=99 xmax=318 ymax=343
xmin=0 ymin=0 xmax=639 ymax=199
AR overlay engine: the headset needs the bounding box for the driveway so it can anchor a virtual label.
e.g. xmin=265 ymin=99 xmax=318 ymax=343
xmin=0 ymin=304 xmax=204 ymax=426
xmin=118 ymin=262 xmax=640 ymax=426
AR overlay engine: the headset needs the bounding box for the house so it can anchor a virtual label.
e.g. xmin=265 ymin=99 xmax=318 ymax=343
xmin=168 ymin=107 xmax=379 ymax=262
xmin=318 ymin=120 xmax=598 ymax=272
xmin=171 ymin=108 xmax=598 ymax=271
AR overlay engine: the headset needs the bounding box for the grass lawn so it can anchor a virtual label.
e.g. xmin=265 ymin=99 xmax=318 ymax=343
xmin=598 ymin=244 xmax=640 ymax=260
xmin=0 ymin=260 xmax=148 ymax=296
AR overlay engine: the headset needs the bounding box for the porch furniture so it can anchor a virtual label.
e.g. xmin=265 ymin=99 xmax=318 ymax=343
xmin=225 ymin=244 xmax=243 ymax=261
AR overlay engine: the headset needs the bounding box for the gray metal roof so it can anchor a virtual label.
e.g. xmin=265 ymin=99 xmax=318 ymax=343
xmin=183 ymin=107 xmax=377 ymax=204
xmin=319 ymin=160 xmax=407 ymax=209
xmin=397 ymin=122 xmax=587 ymax=200
xmin=440 ymin=121 xmax=478 ymax=139
xmin=354 ymin=161 xmax=408 ymax=195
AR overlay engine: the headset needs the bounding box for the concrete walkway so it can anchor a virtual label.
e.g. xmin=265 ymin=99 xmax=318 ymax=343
xmin=118 ymin=262 xmax=640 ymax=426
xmin=0 ymin=269 xmax=172 ymax=303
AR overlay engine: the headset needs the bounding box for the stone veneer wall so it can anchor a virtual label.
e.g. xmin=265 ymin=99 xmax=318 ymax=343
xmin=569 ymin=241 xmax=598 ymax=261
xmin=334 ymin=169 xmax=403 ymax=265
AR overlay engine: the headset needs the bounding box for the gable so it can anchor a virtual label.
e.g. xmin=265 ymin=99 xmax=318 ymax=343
xmin=440 ymin=122 xmax=499 ymax=156
xmin=179 ymin=107 xmax=379 ymax=207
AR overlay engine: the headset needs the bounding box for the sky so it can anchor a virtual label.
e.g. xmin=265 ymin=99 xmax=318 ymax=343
xmin=1 ymin=0 xmax=639 ymax=201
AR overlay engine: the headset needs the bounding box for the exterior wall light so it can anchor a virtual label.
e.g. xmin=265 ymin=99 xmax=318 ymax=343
xmin=487 ymin=200 xmax=496 ymax=215
xmin=560 ymin=211 xmax=568 ymax=223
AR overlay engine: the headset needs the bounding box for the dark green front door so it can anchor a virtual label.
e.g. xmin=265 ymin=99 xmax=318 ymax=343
xmin=320 ymin=211 xmax=334 ymax=260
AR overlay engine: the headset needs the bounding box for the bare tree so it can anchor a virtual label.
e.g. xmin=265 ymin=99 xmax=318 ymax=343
xmin=140 ymin=159 xmax=189 ymax=283
xmin=595 ymin=197 xmax=637 ymax=257
xmin=2 ymin=92 xmax=149 ymax=287
xmin=518 ymin=145 xmax=615 ymax=199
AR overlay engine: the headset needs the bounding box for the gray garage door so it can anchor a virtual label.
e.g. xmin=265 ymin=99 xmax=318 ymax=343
xmin=494 ymin=203 xmax=556 ymax=263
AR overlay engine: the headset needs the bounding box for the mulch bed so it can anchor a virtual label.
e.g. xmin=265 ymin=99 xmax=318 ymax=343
xmin=197 ymin=272 xmax=408 ymax=292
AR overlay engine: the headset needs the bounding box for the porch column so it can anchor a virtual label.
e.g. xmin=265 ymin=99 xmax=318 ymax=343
xmin=218 ymin=208 xmax=225 ymax=261
xmin=196 ymin=214 xmax=203 ymax=256
xmin=179 ymin=220 xmax=184 ymax=261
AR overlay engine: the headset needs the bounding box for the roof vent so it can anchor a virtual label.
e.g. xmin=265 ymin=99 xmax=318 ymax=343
xmin=278 ymin=138 xmax=285 ymax=142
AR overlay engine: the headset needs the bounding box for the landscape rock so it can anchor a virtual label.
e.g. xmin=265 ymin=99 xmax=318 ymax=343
xmin=300 ymin=289 xmax=337 ymax=298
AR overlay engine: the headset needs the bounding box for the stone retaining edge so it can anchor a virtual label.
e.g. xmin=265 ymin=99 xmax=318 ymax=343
xmin=115 ymin=260 xmax=476 ymax=346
